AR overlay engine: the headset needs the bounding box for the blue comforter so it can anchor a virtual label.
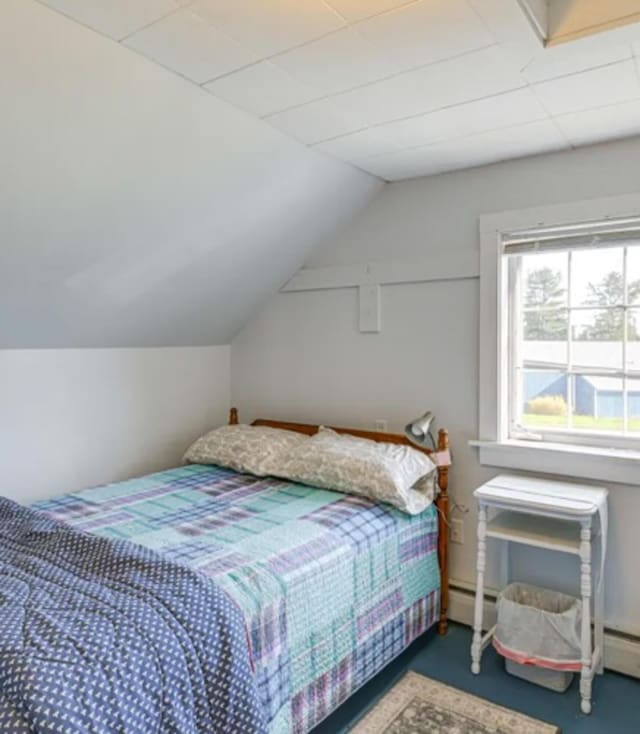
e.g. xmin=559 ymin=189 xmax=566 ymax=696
xmin=0 ymin=497 xmax=266 ymax=733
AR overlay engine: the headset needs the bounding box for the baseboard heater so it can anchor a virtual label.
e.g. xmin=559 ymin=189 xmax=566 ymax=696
xmin=448 ymin=582 xmax=640 ymax=680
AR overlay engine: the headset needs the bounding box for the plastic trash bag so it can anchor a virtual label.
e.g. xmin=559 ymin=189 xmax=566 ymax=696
xmin=493 ymin=583 xmax=582 ymax=671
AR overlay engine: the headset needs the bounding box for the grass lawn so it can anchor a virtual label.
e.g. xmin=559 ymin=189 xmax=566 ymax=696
xmin=523 ymin=413 xmax=640 ymax=431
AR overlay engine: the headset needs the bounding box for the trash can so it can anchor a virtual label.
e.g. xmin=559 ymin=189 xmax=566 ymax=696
xmin=493 ymin=583 xmax=582 ymax=692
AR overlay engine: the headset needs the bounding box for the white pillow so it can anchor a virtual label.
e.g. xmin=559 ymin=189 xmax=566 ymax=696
xmin=184 ymin=424 xmax=308 ymax=477
xmin=281 ymin=428 xmax=437 ymax=515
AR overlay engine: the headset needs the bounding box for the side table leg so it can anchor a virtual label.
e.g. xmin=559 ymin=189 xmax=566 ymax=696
xmin=595 ymin=534 xmax=605 ymax=676
xmin=500 ymin=538 xmax=510 ymax=588
xmin=580 ymin=521 xmax=593 ymax=714
xmin=471 ymin=504 xmax=487 ymax=675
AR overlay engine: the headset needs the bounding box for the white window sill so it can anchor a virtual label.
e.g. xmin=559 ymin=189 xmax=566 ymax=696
xmin=469 ymin=439 xmax=640 ymax=486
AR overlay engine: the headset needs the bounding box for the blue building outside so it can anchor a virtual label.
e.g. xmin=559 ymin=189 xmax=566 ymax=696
xmin=524 ymin=372 xmax=640 ymax=418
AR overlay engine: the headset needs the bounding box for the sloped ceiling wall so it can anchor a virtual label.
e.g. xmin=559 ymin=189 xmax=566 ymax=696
xmin=0 ymin=0 xmax=381 ymax=348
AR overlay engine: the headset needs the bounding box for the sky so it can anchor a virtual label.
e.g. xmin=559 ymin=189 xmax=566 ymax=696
xmin=522 ymin=245 xmax=640 ymax=307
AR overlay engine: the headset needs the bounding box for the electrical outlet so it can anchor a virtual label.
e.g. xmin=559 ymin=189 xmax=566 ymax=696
xmin=451 ymin=518 xmax=464 ymax=545
xmin=374 ymin=419 xmax=388 ymax=432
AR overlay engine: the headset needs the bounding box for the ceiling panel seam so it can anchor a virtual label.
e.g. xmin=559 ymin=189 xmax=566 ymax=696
xmin=311 ymin=57 xmax=640 ymax=148
xmin=261 ymin=43 xmax=499 ymax=119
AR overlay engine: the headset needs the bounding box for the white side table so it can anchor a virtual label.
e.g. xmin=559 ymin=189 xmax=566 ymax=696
xmin=470 ymin=474 xmax=608 ymax=715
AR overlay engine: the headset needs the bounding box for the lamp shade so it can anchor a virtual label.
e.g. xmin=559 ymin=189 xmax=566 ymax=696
xmin=404 ymin=411 xmax=435 ymax=449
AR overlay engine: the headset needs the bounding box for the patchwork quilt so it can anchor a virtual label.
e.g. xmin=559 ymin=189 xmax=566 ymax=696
xmin=33 ymin=464 xmax=441 ymax=734
xmin=0 ymin=496 xmax=265 ymax=734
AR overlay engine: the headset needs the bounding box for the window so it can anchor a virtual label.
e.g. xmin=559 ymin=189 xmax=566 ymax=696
xmin=476 ymin=195 xmax=640 ymax=483
xmin=504 ymin=218 xmax=640 ymax=450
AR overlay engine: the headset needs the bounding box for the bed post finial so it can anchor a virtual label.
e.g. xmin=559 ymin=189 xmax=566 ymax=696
xmin=437 ymin=428 xmax=449 ymax=493
xmin=436 ymin=427 xmax=450 ymax=635
xmin=229 ymin=407 xmax=239 ymax=425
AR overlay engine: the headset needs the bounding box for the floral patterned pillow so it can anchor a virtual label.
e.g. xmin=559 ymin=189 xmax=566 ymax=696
xmin=282 ymin=428 xmax=437 ymax=515
xmin=184 ymin=424 xmax=308 ymax=477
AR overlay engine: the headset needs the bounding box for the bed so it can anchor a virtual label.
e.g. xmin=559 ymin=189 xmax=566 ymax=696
xmin=0 ymin=410 xmax=450 ymax=734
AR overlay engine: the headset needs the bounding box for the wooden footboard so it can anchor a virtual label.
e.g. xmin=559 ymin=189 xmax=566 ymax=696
xmin=228 ymin=408 xmax=451 ymax=635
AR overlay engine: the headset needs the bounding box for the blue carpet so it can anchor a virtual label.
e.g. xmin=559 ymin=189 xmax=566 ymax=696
xmin=312 ymin=624 xmax=639 ymax=733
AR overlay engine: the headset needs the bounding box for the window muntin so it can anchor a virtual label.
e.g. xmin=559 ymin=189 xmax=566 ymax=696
xmin=506 ymin=226 xmax=640 ymax=447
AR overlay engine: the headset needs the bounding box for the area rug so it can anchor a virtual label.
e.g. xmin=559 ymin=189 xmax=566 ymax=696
xmin=349 ymin=672 xmax=560 ymax=733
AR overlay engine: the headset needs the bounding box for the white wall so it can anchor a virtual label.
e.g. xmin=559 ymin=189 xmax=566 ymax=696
xmin=0 ymin=347 xmax=229 ymax=504
xmin=232 ymin=136 xmax=640 ymax=636
xmin=0 ymin=0 xmax=380 ymax=349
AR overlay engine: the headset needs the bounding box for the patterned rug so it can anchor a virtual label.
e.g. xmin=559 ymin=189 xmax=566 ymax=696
xmin=349 ymin=672 xmax=560 ymax=733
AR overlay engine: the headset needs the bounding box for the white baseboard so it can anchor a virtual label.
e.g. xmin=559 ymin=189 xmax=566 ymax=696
xmin=448 ymin=584 xmax=640 ymax=679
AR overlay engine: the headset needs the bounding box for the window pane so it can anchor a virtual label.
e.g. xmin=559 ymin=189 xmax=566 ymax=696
xmin=509 ymin=244 xmax=640 ymax=443
xmin=627 ymin=309 xmax=640 ymax=372
xmin=522 ymin=330 xmax=568 ymax=366
xmin=627 ymin=246 xmax=640 ymax=305
xmin=520 ymin=254 xmax=568 ymax=364
xmin=521 ymin=370 xmax=568 ymax=430
xmin=522 ymin=252 xmax=568 ymax=307
xmin=522 ymin=308 xmax=568 ymax=343
xmin=571 ymin=247 xmax=623 ymax=307
xmin=627 ymin=378 xmax=640 ymax=433
xmin=572 ymin=309 xmax=623 ymax=370
xmin=572 ymin=375 xmax=623 ymax=433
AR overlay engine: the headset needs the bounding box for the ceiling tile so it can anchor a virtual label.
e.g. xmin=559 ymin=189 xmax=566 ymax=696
xmin=204 ymin=62 xmax=321 ymax=117
xmin=273 ymin=27 xmax=398 ymax=96
xmin=466 ymin=0 xmax=543 ymax=66
xmin=325 ymin=0 xmax=413 ymax=22
xmin=447 ymin=118 xmax=568 ymax=162
xmin=356 ymin=0 xmax=493 ymax=71
xmin=266 ymin=99 xmax=366 ymax=144
xmin=313 ymin=127 xmax=403 ymax=161
xmin=360 ymin=119 xmax=568 ymax=181
xmin=332 ymin=46 xmax=526 ymax=126
xmin=521 ymin=35 xmax=631 ymax=83
xmin=124 ymin=9 xmax=261 ymax=84
xmin=189 ymin=0 xmax=345 ymax=57
xmin=532 ymin=60 xmax=640 ymax=116
xmin=39 ymin=0 xmax=189 ymax=40
xmin=40 ymin=0 xmax=640 ymax=181
xmin=555 ymin=99 xmax=640 ymax=146
xmin=377 ymin=88 xmax=548 ymax=149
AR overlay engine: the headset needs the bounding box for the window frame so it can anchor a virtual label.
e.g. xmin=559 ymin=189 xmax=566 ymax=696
xmin=476 ymin=193 xmax=640 ymax=484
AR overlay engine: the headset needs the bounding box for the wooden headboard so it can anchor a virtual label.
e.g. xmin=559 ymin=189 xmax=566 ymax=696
xmin=228 ymin=407 xmax=450 ymax=636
